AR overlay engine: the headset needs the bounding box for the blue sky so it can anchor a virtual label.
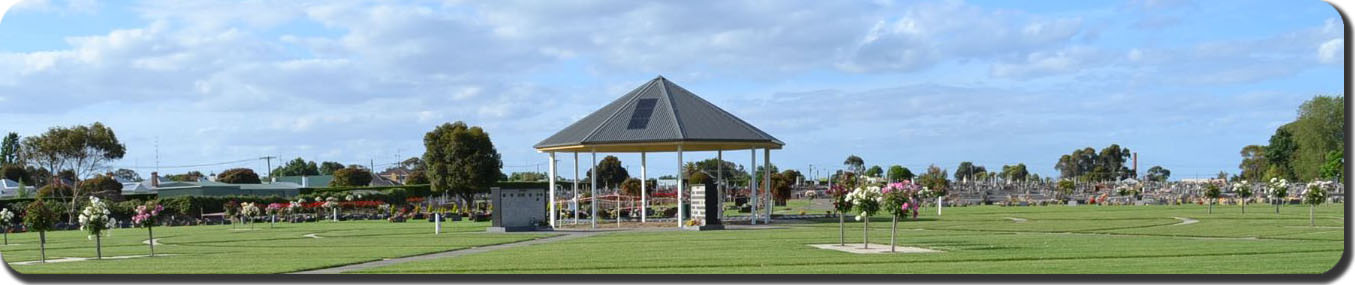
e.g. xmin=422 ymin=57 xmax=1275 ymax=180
xmin=0 ymin=0 xmax=1345 ymax=181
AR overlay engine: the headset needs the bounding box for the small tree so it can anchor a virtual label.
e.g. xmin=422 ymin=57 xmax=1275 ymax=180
xmin=331 ymin=166 xmax=373 ymax=187
xmin=405 ymin=170 xmax=429 ymax=185
xmin=240 ymin=202 xmax=260 ymax=229
xmin=78 ymin=196 xmax=116 ymax=259
xmin=1267 ymin=178 xmax=1289 ymax=214
xmin=223 ymin=201 xmax=239 ymax=228
xmin=881 ymin=182 xmax=916 ymax=252
xmin=24 ymin=200 xmax=57 ymax=263
xmin=886 ymin=165 xmax=913 ymax=182
xmin=217 ymin=168 xmax=261 ymax=184
xmin=78 ymin=175 xmax=123 ymax=200
xmin=266 ymin=203 xmax=283 ymax=228
xmin=423 ymin=122 xmax=503 ymax=210
xmin=1302 ymin=182 xmax=1329 ymax=227
xmin=131 ymin=202 xmax=163 ymax=256
xmin=0 ymin=208 xmax=14 ymax=245
xmin=1056 ymin=180 xmax=1076 ymax=202
xmin=770 ymin=172 xmax=793 ymax=206
xmin=1203 ymin=183 xmax=1221 ymax=214
xmin=619 ymin=177 xmax=655 ymax=197
xmin=323 ymin=197 xmax=339 ymax=221
xmin=272 ymin=157 xmax=320 ymax=177
xmin=918 ymin=165 xmax=949 ymax=215
xmin=319 ymin=161 xmax=345 ymax=175
xmin=846 ymin=186 xmax=882 ymax=249
xmin=1233 ymin=182 xmax=1253 ymax=214
xmin=864 ymin=165 xmax=884 ymax=178
xmin=588 ymin=156 xmax=629 ymax=191
xmin=288 ymin=200 xmax=303 ymax=221
xmin=828 ymin=185 xmax=852 ymax=246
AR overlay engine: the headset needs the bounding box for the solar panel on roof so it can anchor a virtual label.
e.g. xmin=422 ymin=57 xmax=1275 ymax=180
xmin=627 ymin=98 xmax=659 ymax=129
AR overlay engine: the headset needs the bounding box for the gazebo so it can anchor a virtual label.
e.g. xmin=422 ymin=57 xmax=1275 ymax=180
xmin=535 ymin=76 xmax=784 ymax=228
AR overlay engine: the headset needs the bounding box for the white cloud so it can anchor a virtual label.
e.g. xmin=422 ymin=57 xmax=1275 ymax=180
xmin=1318 ymin=38 xmax=1343 ymax=64
xmin=835 ymin=1 xmax=1083 ymax=73
xmin=990 ymin=46 xmax=1105 ymax=79
xmin=0 ymin=0 xmax=1341 ymax=177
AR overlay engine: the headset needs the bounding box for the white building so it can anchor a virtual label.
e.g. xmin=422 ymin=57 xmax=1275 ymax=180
xmin=0 ymin=179 xmax=32 ymax=198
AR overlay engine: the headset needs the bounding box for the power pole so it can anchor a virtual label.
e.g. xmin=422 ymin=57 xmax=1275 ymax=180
xmin=260 ymin=156 xmax=277 ymax=181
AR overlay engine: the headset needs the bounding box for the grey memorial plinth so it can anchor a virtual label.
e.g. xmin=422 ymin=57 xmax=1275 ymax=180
xmin=487 ymin=186 xmax=552 ymax=232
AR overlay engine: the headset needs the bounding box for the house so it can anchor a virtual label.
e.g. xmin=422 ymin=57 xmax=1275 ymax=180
xmin=116 ymin=177 xmax=156 ymax=195
xmin=0 ymin=179 xmax=31 ymax=198
xmin=369 ymin=173 xmax=398 ymax=186
xmin=378 ymin=168 xmax=411 ymax=184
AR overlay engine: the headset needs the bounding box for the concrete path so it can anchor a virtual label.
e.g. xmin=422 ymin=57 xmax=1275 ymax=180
xmin=290 ymin=232 xmax=599 ymax=274
xmin=1172 ymin=217 xmax=1198 ymax=226
xmin=810 ymin=243 xmax=942 ymax=254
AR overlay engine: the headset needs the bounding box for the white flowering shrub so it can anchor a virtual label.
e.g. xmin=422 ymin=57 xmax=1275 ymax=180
xmin=845 ymin=186 xmax=883 ymax=221
xmin=79 ymin=197 xmax=116 ymax=240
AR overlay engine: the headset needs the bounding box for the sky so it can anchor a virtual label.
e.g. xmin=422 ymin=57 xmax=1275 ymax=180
xmin=0 ymin=0 xmax=1345 ymax=181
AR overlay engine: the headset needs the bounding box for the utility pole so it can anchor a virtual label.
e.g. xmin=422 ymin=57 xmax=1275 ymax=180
xmin=260 ymin=156 xmax=277 ymax=182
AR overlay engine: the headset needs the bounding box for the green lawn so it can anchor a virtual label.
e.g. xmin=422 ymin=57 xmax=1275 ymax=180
xmin=2 ymin=204 xmax=1344 ymax=274
xmin=356 ymin=204 xmax=1345 ymax=274
xmin=2 ymin=220 xmax=552 ymax=274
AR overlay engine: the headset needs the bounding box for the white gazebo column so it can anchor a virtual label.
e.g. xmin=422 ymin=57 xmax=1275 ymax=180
xmin=640 ymin=151 xmax=648 ymax=223
xmin=750 ymin=149 xmax=758 ymax=225
xmin=591 ymin=151 xmax=598 ymax=229
xmin=676 ymin=145 xmax=685 ymax=227
xmin=573 ymin=152 xmax=580 ymax=225
xmin=548 ymin=152 xmax=557 ymax=228
xmin=764 ymin=148 xmax=772 ymax=224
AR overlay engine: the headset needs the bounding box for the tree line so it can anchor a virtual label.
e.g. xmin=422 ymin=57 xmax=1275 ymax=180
xmin=0 ymin=120 xmax=505 ymax=223
xmin=1238 ymin=95 xmax=1343 ymax=183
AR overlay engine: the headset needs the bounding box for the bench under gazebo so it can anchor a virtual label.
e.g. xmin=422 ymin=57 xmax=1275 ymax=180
xmin=535 ymin=76 xmax=785 ymax=229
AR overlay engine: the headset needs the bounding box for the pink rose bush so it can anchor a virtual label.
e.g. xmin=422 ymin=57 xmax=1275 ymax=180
xmin=882 ymin=181 xmax=920 ymax=252
xmin=132 ymin=202 xmax=163 ymax=256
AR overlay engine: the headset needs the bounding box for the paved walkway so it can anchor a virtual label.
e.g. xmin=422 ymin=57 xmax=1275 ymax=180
xmin=1172 ymin=217 xmax=1199 ymax=226
xmin=290 ymin=232 xmax=600 ymax=274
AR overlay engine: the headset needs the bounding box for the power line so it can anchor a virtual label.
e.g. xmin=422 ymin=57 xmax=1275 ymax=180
xmin=504 ymin=162 xmax=545 ymax=169
xmin=114 ymin=158 xmax=259 ymax=170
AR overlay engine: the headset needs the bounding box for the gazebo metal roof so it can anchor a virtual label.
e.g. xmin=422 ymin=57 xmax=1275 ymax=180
xmin=534 ymin=76 xmax=783 ymax=153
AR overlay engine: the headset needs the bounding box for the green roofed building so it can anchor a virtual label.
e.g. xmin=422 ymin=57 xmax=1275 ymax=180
xmin=156 ymin=181 xmax=303 ymax=198
xmin=272 ymin=175 xmax=335 ymax=188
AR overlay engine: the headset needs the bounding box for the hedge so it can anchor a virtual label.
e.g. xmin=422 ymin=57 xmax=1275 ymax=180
xmin=0 ymin=181 xmax=553 ymax=221
xmin=157 ymin=195 xmax=292 ymax=217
